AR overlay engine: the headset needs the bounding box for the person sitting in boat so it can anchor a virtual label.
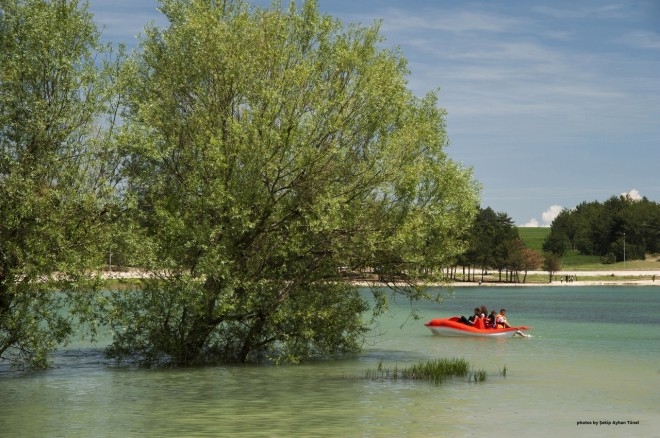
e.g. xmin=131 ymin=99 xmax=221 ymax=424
xmin=496 ymin=309 xmax=512 ymax=329
xmin=460 ymin=307 xmax=481 ymax=325
xmin=487 ymin=310 xmax=497 ymax=328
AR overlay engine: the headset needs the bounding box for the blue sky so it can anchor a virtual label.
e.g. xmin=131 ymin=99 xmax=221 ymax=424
xmin=89 ymin=0 xmax=660 ymax=226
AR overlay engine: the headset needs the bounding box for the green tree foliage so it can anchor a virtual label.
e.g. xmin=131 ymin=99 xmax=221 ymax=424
xmin=107 ymin=0 xmax=479 ymax=366
xmin=460 ymin=207 xmax=519 ymax=282
xmin=541 ymin=209 xmax=571 ymax=256
xmin=506 ymin=239 xmax=543 ymax=283
xmin=542 ymin=253 xmax=561 ymax=283
xmin=0 ymin=0 xmax=117 ymax=369
xmin=543 ymin=195 xmax=660 ymax=263
xmin=460 ymin=207 xmax=498 ymax=280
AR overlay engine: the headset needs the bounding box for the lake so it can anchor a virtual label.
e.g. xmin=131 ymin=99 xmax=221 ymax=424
xmin=1 ymin=286 xmax=659 ymax=437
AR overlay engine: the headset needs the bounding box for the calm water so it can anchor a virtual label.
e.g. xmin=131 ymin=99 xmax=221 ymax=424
xmin=1 ymin=286 xmax=659 ymax=437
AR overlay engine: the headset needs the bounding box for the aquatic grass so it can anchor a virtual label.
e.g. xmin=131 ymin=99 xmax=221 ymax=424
xmin=365 ymin=358 xmax=487 ymax=384
xmin=471 ymin=369 xmax=487 ymax=382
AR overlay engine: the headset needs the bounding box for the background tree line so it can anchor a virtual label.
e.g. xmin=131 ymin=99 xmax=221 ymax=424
xmin=451 ymin=207 xmax=545 ymax=284
xmin=453 ymin=195 xmax=660 ymax=283
xmin=542 ymin=195 xmax=660 ymax=264
xmin=0 ymin=0 xmax=479 ymax=369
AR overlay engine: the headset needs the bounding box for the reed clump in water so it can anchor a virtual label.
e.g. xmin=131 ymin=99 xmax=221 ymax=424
xmin=365 ymin=358 xmax=486 ymax=384
xmin=471 ymin=369 xmax=487 ymax=382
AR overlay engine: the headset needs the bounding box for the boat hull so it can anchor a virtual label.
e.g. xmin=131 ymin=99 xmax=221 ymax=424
xmin=425 ymin=317 xmax=529 ymax=337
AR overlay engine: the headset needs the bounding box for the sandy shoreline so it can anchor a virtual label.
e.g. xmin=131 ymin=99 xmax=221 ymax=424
xmin=356 ymin=270 xmax=660 ymax=287
xmin=352 ymin=280 xmax=660 ymax=287
xmin=461 ymin=269 xmax=660 ymax=287
xmin=103 ymin=268 xmax=660 ymax=287
xmin=445 ymin=279 xmax=660 ymax=287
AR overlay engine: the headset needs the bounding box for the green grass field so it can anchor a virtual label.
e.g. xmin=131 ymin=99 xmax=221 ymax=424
xmin=517 ymin=227 xmax=549 ymax=252
xmin=517 ymin=227 xmax=659 ymax=270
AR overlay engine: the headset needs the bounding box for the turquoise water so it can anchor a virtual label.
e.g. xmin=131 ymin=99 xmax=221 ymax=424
xmin=1 ymin=286 xmax=659 ymax=437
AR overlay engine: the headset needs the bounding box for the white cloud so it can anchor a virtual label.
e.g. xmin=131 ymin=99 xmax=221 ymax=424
xmin=532 ymin=4 xmax=627 ymax=20
xmin=542 ymin=205 xmax=563 ymax=225
xmin=521 ymin=218 xmax=540 ymax=227
xmin=621 ymin=189 xmax=643 ymax=200
xmin=521 ymin=204 xmax=563 ymax=227
xmin=378 ymin=9 xmax=523 ymax=34
xmin=618 ymin=31 xmax=660 ymax=50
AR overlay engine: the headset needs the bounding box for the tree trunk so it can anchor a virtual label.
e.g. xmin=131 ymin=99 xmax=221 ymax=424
xmin=0 ymin=282 xmax=11 ymax=318
xmin=178 ymin=278 xmax=222 ymax=365
xmin=180 ymin=316 xmax=218 ymax=366
xmin=238 ymin=314 xmax=268 ymax=363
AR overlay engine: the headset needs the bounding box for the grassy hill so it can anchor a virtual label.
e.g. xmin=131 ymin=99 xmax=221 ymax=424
xmin=517 ymin=227 xmax=659 ymax=270
xmin=517 ymin=227 xmax=549 ymax=252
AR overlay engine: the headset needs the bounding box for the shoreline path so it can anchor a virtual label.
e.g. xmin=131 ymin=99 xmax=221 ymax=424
xmin=103 ymin=269 xmax=660 ymax=287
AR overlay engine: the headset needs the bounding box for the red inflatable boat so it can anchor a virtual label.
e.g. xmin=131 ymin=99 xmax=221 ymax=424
xmin=425 ymin=317 xmax=530 ymax=337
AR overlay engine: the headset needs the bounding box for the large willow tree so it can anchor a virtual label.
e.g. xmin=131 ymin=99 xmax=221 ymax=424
xmin=0 ymin=0 xmax=118 ymax=369
xmin=108 ymin=0 xmax=479 ymax=366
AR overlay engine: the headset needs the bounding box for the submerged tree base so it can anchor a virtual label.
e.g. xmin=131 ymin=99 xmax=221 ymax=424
xmin=365 ymin=358 xmax=487 ymax=384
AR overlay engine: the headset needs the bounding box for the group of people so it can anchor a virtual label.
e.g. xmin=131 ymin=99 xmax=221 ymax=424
xmin=459 ymin=306 xmax=511 ymax=329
